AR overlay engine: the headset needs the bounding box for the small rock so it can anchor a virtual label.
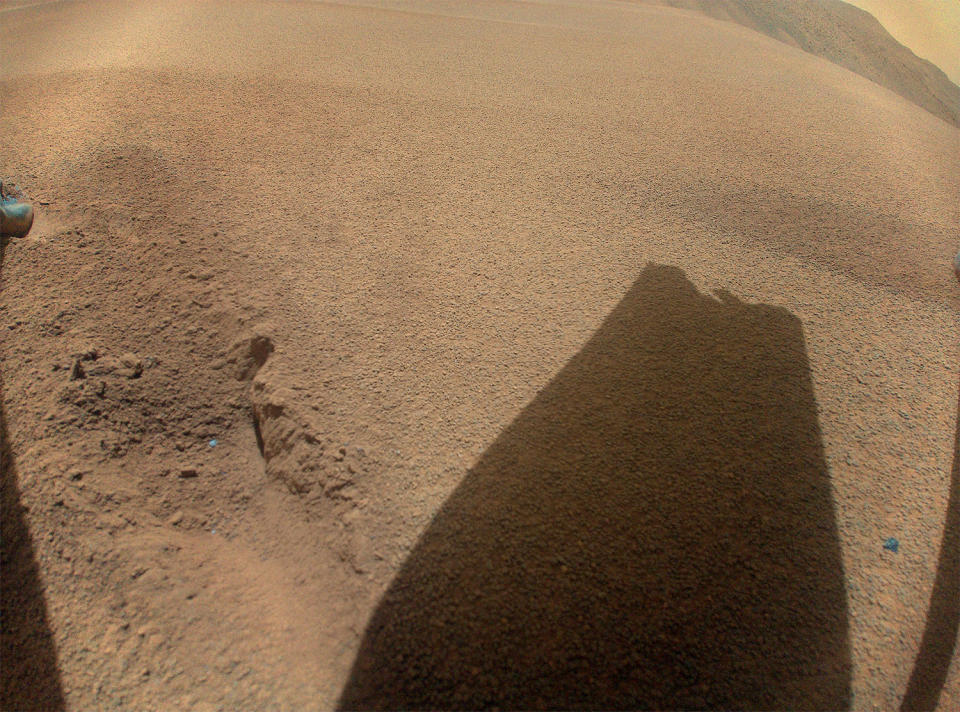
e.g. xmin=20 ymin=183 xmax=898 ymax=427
xmin=72 ymin=346 xmax=99 ymax=362
xmin=118 ymin=353 xmax=143 ymax=379
xmin=168 ymin=510 xmax=184 ymax=526
xmin=178 ymin=468 xmax=198 ymax=479
xmin=86 ymin=356 xmax=121 ymax=377
xmin=226 ymin=330 xmax=275 ymax=380
xmin=70 ymin=359 xmax=85 ymax=380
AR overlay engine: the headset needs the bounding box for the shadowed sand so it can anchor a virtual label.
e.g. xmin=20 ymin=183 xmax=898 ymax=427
xmin=900 ymin=383 xmax=960 ymax=712
xmin=1 ymin=237 xmax=65 ymax=711
xmin=339 ymin=264 xmax=851 ymax=710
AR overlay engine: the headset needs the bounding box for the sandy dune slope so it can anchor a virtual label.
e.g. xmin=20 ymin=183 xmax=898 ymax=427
xmin=846 ymin=0 xmax=960 ymax=86
xmin=639 ymin=0 xmax=960 ymax=127
xmin=1 ymin=0 xmax=958 ymax=709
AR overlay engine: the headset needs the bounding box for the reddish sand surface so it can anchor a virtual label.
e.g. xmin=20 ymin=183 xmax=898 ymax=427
xmin=1 ymin=1 xmax=958 ymax=710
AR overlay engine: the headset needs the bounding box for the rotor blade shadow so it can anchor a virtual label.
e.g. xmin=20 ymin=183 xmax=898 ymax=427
xmin=339 ymin=263 xmax=851 ymax=710
xmin=900 ymin=381 xmax=960 ymax=712
xmin=1 ymin=236 xmax=66 ymax=711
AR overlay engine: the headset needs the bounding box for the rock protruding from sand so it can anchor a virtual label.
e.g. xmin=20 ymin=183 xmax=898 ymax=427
xmin=251 ymin=378 xmax=360 ymax=501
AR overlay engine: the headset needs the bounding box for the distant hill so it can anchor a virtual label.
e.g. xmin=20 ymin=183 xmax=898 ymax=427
xmin=643 ymin=0 xmax=960 ymax=126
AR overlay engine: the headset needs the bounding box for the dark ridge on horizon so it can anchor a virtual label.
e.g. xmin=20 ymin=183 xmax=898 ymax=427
xmin=643 ymin=0 xmax=960 ymax=127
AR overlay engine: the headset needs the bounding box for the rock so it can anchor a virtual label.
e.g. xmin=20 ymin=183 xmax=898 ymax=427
xmin=250 ymin=378 xmax=354 ymax=496
xmin=226 ymin=327 xmax=275 ymax=380
xmin=72 ymin=346 xmax=99 ymax=362
xmin=178 ymin=468 xmax=198 ymax=479
xmin=70 ymin=358 xmax=85 ymax=380
xmin=168 ymin=510 xmax=185 ymax=526
xmin=85 ymin=356 xmax=121 ymax=377
xmin=118 ymin=353 xmax=143 ymax=379
xmin=953 ymin=251 xmax=960 ymax=282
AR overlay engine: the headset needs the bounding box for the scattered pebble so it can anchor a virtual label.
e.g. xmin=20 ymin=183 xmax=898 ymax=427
xmin=208 ymin=439 xmax=218 ymax=448
xmin=883 ymin=537 xmax=899 ymax=553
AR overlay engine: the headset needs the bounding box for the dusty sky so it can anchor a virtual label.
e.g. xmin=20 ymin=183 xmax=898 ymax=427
xmin=846 ymin=0 xmax=960 ymax=84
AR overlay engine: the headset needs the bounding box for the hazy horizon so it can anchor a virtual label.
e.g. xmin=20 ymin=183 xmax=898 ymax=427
xmin=846 ymin=0 xmax=960 ymax=84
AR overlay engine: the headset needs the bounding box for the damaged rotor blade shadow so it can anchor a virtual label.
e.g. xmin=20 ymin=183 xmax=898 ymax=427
xmin=1 ymin=237 xmax=66 ymax=711
xmin=338 ymin=263 xmax=851 ymax=710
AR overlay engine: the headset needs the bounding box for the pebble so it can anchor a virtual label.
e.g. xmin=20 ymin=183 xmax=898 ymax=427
xmin=118 ymin=352 xmax=143 ymax=378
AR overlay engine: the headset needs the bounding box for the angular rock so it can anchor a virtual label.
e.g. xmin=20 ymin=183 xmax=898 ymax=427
xmin=226 ymin=327 xmax=275 ymax=381
xmin=118 ymin=353 xmax=143 ymax=379
xmin=250 ymin=377 xmax=356 ymax=498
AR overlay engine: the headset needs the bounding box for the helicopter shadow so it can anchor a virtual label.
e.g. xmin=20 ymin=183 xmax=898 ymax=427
xmin=339 ymin=263 xmax=851 ymax=710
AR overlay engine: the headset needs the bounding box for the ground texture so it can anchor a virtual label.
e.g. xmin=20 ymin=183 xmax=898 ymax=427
xmin=1 ymin=0 xmax=958 ymax=710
